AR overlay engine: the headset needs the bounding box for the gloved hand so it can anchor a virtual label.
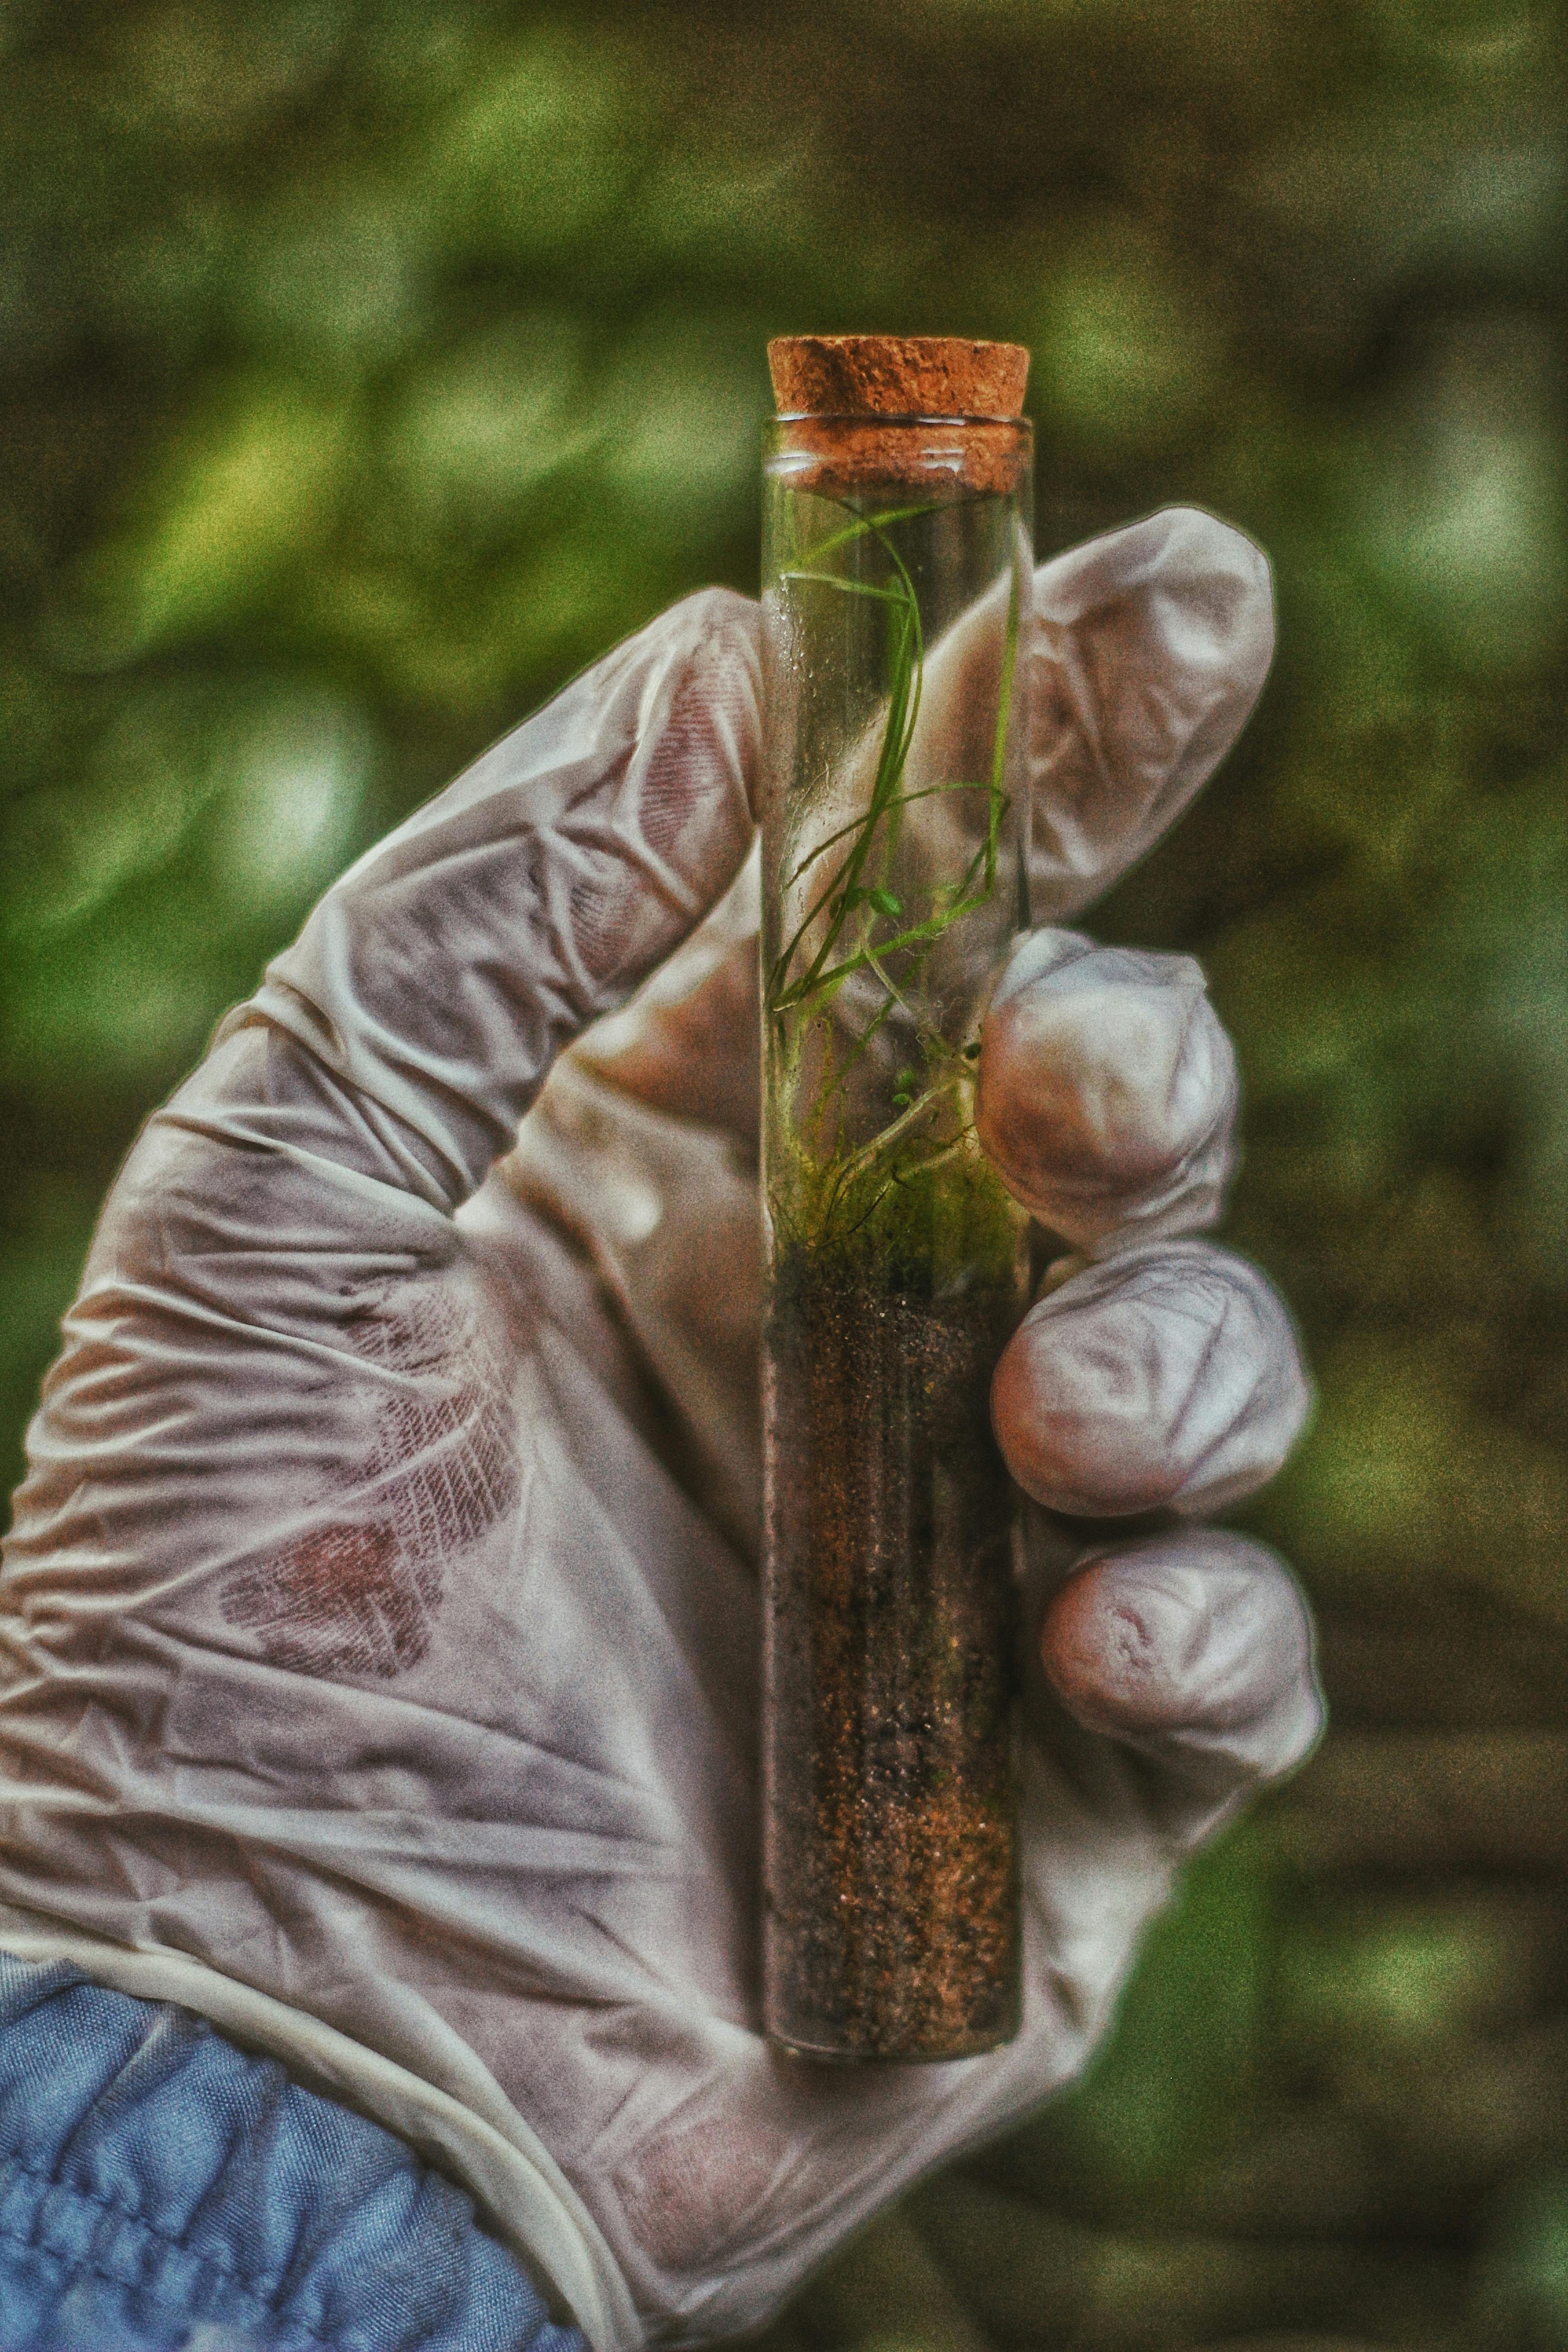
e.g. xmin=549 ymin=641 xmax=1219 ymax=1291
xmin=0 ymin=508 xmax=1319 ymax=2349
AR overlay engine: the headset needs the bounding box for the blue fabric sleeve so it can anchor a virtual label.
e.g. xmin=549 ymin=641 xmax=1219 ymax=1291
xmin=0 ymin=1954 xmax=592 ymax=2352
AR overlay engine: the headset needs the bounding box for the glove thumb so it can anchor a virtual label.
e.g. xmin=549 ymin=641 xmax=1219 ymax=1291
xmin=241 ymin=588 xmax=760 ymax=1208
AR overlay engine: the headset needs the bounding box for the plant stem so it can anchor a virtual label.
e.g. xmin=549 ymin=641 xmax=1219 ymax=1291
xmin=767 ymin=497 xmax=1021 ymax=1250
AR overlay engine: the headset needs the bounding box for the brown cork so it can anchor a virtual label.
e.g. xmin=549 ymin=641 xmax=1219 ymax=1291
xmin=766 ymin=337 xmax=1030 ymax=495
xmin=768 ymin=336 xmax=1029 ymax=419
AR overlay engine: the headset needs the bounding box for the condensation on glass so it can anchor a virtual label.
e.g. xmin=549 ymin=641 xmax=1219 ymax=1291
xmin=760 ymin=338 xmax=1034 ymax=2059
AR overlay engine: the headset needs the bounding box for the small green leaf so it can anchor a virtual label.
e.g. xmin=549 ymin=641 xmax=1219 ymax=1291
xmin=867 ymin=886 xmax=902 ymax=918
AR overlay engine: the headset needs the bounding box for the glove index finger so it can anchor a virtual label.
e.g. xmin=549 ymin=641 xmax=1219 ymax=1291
xmin=244 ymin=588 xmax=762 ymax=1208
xmin=1029 ymin=506 xmax=1274 ymax=921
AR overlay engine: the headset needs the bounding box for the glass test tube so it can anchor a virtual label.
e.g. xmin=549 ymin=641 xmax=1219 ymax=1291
xmin=760 ymin=338 xmax=1034 ymax=2059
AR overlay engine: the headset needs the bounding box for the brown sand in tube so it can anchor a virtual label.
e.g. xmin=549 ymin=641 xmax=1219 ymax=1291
xmin=764 ymin=1240 xmax=1024 ymax=2058
xmin=762 ymin=335 xmax=1031 ymax=2059
xmin=767 ymin=335 xmax=1030 ymax=495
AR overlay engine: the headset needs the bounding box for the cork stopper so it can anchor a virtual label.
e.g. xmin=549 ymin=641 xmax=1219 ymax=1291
xmin=768 ymin=336 xmax=1029 ymax=420
xmin=765 ymin=338 xmax=1030 ymax=496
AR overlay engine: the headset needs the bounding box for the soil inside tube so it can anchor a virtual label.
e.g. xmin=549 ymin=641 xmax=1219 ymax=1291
xmin=763 ymin=1233 xmax=1022 ymax=2059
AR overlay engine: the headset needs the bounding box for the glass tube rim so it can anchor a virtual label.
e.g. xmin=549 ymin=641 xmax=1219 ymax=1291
xmin=768 ymin=410 xmax=1032 ymax=431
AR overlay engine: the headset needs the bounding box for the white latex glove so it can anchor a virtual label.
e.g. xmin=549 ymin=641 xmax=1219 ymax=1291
xmin=0 ymin=508 xmax=1319 ymax=2350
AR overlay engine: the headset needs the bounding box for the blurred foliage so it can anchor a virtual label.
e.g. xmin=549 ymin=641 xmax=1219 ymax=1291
xmin=2 ymin=0 xmax=1566 ymax=2344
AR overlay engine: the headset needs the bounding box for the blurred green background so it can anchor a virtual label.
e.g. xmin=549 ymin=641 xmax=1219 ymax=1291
xmin=3 ymin=0 xmax=1566 ymax=2344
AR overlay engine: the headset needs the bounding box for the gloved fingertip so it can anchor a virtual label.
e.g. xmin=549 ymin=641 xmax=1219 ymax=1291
xmin=1041 ymin=1553 xmax=1207 ymax=1736
xmin=976 ymin=931 xmax=1237 ymax=1249
xmin=1041 ymin=1535 xmax=1323 ymax=1771
xmin=991 ymin=1241 xmax=1310 ymax=1520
